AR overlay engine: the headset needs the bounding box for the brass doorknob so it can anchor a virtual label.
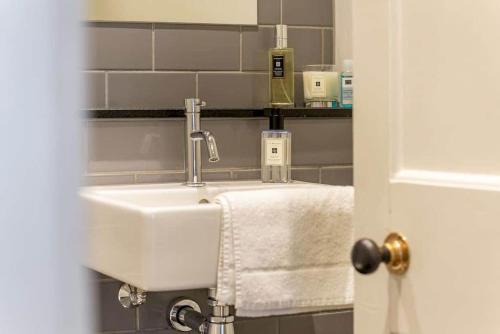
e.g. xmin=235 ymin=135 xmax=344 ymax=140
xmin=351 ymin=232 xmax=410 ymax=275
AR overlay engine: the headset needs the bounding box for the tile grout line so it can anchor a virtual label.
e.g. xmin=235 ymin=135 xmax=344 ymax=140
xmin=135 ymin=307 xmax=140 ymax=331
xmin=100 ymin=70 xmax=268 ymax=74
xmin=331 ymin=28 xmax=340 ymax=65
xmin=321 ymin=29 xmax=325 ymax=64
xmin=85 ymin=166 xmax=349 ymax=178
xmin=152 ymin=23 xmax=156 ymax=71
xmin=280 ymin=0 xmax=283 ymax=24
xmin=104 ymin=71 xmax=109 ymax=109
xmin=86 ymin=167 xmax=352 ymax=185
xmin=239 ymin=26 xmax=243 ymax=72
xmin=260 ymin=24 xmax=333 ymax=30
xmin=195 ymin=72 xmax=199 ymax=97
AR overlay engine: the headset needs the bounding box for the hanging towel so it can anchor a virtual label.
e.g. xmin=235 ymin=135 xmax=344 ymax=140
xmin=214 ymin=185 xmax=354 ymax=317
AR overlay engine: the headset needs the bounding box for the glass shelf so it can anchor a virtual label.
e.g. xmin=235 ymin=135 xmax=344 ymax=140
xmin=87 ymin=107 xmax=352 ymax=119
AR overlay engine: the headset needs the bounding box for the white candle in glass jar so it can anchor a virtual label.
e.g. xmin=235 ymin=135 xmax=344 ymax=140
xmin=303 ymin=65 xmax=339 ymax=105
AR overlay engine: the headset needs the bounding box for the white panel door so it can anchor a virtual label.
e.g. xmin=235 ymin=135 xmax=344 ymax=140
xmin=352 ymin=0 xmax=500 ymax=333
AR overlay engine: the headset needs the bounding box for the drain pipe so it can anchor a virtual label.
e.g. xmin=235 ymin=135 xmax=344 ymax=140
xmin=168 ymin=288 xmax=235 ymax=334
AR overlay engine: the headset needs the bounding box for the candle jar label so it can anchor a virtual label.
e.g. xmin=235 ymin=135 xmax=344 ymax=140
xmin=310 ymin=76 xmax=327 ymax=97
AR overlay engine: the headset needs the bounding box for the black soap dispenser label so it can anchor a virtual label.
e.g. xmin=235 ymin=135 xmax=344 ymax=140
xmin=272 ymin=55 xmax=285 ymax=78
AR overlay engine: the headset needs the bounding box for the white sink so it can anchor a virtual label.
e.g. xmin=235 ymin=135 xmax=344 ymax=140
xmin=81 ymin=181 xmax=326 ymax=291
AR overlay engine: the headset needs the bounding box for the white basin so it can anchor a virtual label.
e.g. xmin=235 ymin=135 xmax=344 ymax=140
xmin=81 ymin=181 xmax=326 ymax=291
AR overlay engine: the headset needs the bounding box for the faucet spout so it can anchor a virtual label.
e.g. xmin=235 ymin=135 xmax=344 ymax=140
xmin=190 ymin=131 xmax=220 ymax=163
xmin=184 ymin=98 xmax=220 ymax=187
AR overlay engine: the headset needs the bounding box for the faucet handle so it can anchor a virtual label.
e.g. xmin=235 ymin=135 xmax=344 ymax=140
xmin=184 ymin=98 xmax=206 ymax=112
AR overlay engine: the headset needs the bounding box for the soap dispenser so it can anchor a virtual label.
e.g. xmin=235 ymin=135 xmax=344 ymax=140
xmin=261 ymin=110 xmax=291 ymax=183
xmin=340 ymin=59 xmax=353 ymax=108
xmin=269 ymin=25 xmax=295 ymax=107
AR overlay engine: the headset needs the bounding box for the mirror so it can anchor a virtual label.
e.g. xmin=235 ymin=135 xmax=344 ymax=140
xmin=87 ymin=0 xmax=257 ymax=25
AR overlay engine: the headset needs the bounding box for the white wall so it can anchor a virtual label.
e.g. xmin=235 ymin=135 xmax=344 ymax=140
xmin=0 ymin=0 xmax=90 ymax=333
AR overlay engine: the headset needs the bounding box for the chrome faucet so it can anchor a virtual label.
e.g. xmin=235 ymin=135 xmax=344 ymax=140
xmin=184 ymin=98 xmax=220 ymax=186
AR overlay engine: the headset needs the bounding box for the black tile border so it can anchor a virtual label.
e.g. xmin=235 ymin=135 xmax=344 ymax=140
xmin=86 ymin=108 xmax=352 ymax=119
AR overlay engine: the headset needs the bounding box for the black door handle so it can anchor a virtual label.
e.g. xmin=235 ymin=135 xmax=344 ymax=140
xmin=351 ymin=233 xmax=410 ymax=275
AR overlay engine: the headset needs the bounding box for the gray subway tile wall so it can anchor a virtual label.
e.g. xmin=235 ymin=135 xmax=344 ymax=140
xmin=198 ymin=73 xmax=269 ymax=109
xmin=287 ymin=119 xmax=353 ymax=166
xmin=321 ymin=166 xmax=354 ymax=186
xmin=231 ymin=169 xmax=262 ymax=180
xmin=291 ymin=168 xmax=321 ymax=183
xmin=242 ymin=27 xmax=331 ymax=73
xmin=86 ymin=118 xmax=352 ymax=177
xmin=235 ymin=317 xmax=279 ymax=334
xmin=96 ymin=280 xmax=137 ymax=332
xmin=257 ymin=0 xmax=281 ymax=25
xmin=279 ymin=310 xmax=353 ymax=334
xmin=108 ymin=73 xmax=196 ymax=109
xmin=199 ymin=119 xmax=266 ymax=168
xmin=155 ymin=25 xmax=241 ymax=71
xmin=87 ymin=23 xmax=153 ymax=70
xmin=135 ymin=171 xmax=186 ymax=184
xmin=242 ymin=27 xmax=274 ymax=71
xmin=324 ymin=29 xmax=335 ymax=64
xmin=201 ymin=170 xmax=233 ymax=181
xmin=86 ymin=1 xmax=353 ymax=333
xmin=92 ymin=272 xmax=353 ymax=334
xmin=84 ymin=2 xmax=334 ymax=111
xmin=87 ymin=120 xmax=185 ymax=173
xmin=85 ymin=173 xmax=136 ymax=186
xmin=294 ymin=73 xmax=305 ymax=107
xmin=85 ymin=72 xmax=106 ymax=109
xmin=282 ymin=0 xmax=334 ymax=27
xmin=287 ymin=28 xmax=323 ymax=70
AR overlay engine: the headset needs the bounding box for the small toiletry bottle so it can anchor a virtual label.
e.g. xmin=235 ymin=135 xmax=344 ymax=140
xmin=269 ymin=25 xmax=295 ymax=107
xmin=261 ymin=110 xmax=291 ymax=183
xmin=340 ymin=59 xmax=353 ymax=108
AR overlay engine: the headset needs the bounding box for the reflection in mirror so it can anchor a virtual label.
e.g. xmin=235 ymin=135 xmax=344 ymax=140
xmin=87 ymin=0 xmax=257 ymax=25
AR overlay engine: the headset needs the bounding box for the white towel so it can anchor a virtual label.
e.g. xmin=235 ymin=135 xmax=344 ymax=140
xmin=214 ymin=185 xmax=354 ymax=317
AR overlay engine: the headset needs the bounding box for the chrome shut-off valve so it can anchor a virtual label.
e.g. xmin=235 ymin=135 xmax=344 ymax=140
xmin=206 ymin=288 xmax=235 ymax=334
xmin=168 ymin=288 xmax=235 ymax=334
xmin=118 ymin=284 xmax=147 ymax=309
